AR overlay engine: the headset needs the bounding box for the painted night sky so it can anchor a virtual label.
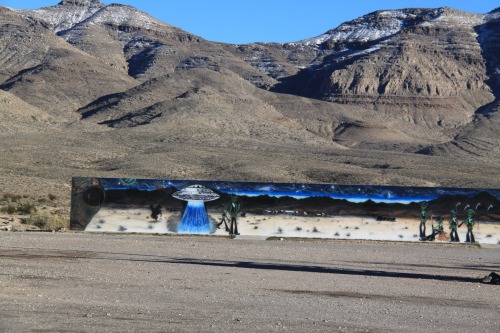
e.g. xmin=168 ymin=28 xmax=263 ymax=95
xmin=98 ymin=178 xmax=500 ymax=204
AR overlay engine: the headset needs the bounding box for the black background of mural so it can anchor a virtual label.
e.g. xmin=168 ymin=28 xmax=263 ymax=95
xmin=103 ymin=188 xmax=499 ymax=220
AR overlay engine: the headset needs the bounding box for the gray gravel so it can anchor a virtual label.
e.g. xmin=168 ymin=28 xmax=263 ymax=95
xmin=0 ymin=232 xmax=499 ymax=332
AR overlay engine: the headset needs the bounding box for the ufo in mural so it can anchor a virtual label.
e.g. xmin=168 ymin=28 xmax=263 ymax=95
xmin=172 ymin=185 xmax=220 ymax=234
xmin=172 ymin=185 xmax=220 ymax=202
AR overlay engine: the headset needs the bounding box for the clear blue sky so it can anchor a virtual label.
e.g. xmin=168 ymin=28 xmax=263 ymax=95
xmin=3 ymin=0 xmax=499 ymax=44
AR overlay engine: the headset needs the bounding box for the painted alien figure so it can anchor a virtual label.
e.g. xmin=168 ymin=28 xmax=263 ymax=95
xmin=419 ymin=202 xmax=428 ymax=239
xmin=219 ymin=195 xmax=241 ymax=236
xmin=461 ymin=209 xmax=476 ymax=243
xmin=449 ymin=209 xmax=460 ymax=242
xmin=435 ymin=216 xmax=444 ymax=234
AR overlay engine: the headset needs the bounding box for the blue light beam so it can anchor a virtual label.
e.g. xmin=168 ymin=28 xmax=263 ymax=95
xmin=177 ymin=200 xmax=213 ymax=234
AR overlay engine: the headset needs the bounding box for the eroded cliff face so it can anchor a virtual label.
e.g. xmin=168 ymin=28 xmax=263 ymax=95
xmin=272 ymin=9 xmax=495 ymax=105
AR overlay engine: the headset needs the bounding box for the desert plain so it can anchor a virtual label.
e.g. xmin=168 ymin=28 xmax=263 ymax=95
xmin=0 ymin=232 xmax=499 ymax=332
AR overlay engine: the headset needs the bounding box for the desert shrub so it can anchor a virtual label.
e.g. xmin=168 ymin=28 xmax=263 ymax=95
xmin=26 ymin=211 xmax=68 ymax=230
xmin=312 ymin=227 xmax=319 ymax=233
xmin=295 ymin=226 xmax=302 ymax=231
xmin=17 ymin=203 xmax=37 ymax=215
xmin=3 ymin=193 xmax=22 ymax=202
xmin=486 ymin=234 xmax=492 ymax=238
xmin=254 ymin=226 xmax=258 ymax=229
xmin=38 ymin=198 xmax=48 ymax=204
xmin=334 ymin=232 xmax=340 ymax=236
xmin=354 ymin=226 xmax=359 ymax=230
xmin=346 ymin=233 xmax=351 ymax=237
xmin=277 ymin=227 xmax=283 ymax=234
xmin=48 ymin=194 xmax=57 ymax=201
xmin=1 ymin=205 xmax=16 ymax=214
xmin=399 ymin=234 xmax=404 ymax=239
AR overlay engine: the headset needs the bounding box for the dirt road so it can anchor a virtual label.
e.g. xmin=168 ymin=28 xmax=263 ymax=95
xmin=1 ymin=232 xmax=499 ymax=332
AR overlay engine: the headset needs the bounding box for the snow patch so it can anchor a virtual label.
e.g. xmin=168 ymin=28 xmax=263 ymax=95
xmin=14 ymin=2 xmax=169 ymax=34
xmin=299 ymin=9 xmax=410 ymax=46
xmin=298 ymin=8 xmax=486 ymax=48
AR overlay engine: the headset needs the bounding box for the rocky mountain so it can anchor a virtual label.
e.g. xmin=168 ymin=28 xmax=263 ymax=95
xmin=0 ymin=0 xmax=499 ymax=197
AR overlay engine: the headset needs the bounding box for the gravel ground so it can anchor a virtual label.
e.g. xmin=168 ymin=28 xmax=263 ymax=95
xmin=0 ymin=232 xmax=499 ymax=333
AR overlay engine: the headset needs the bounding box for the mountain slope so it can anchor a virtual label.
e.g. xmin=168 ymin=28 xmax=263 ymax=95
xmin=0 ymin=1 xmax=498 ymax=196
xmin=0 ymin=5 xmax=136 ymax=120
xmin=273 ymin=8 xmax=493 ymax=116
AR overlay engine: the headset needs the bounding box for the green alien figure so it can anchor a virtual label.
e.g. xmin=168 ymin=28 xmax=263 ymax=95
xmin=219 ymin=194 xmax=241 ymax=237
xmin=460 ymin=208 xmax=476 ymax=243
xmin=427 ymin=215 xmax=444 ymax=241
xmin=419 ymin=202 xmax=428 ymax=239
xmin=449 ymin=209 xmax=460 ymax=242
xmin=434 ymin=216 xmax=444 ymax=234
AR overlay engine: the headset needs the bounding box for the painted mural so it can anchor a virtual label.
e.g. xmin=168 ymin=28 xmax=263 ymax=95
xmin=70 ymin=177 xmax=500 ymax=244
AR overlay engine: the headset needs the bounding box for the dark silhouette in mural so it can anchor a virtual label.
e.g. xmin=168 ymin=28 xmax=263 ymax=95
xmin=449 ymin=208 xmax=460 ymax=242
xmin=150 ymin=204 xmax=162 ymax=221
xmin=217 ymin=209 xmax=230 ymax=232
xmin=419 ymin=202 xmax=428 ymax=240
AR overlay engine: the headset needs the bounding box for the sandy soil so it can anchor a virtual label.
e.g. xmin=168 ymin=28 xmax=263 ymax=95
xmin=0 ymin=232 xmax=499 ymax=333
xmin=85 ymin=208 xmax=500 ymax=245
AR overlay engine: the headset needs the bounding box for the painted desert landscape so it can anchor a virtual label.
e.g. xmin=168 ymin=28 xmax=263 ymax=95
xmin=86 ymin=207 xmax=500 ymax=244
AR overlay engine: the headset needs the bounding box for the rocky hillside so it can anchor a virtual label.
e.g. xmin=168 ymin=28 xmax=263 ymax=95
xmin=0 ymin=0 xmax=499 ymax=196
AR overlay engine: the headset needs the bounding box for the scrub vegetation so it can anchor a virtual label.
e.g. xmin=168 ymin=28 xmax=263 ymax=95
xmin=0 ymin=192 xmax=69 ymax=231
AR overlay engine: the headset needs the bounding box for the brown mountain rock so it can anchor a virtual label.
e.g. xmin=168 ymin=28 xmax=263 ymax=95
xmin=0 ymin=2 xmax=498 ymax=197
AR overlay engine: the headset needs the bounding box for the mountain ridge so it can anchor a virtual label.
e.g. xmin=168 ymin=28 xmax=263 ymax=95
xmin=0 ymin=2 xmax=499 ymax=197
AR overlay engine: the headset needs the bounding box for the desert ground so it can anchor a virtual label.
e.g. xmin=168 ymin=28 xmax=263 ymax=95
xmin=85 ymin=208 xmax=500 ymax=245
xmin=0 ymin=232 xmax=499 ymax=332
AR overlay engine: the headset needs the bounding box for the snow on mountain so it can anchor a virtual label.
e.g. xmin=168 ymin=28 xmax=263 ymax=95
xmin=14 ymin=0 xmax=104 ymax=32
xmin=299 ymin=9 xmax=421 ymax=47
xmin=58 ymin=3 xmax=171 ymax=46
xmin=427 ymin=7 xmax=483 ymax=29
xmin=303 ymin=10 xmax=412 ymax=46
xmin=298 ymin=7 xmax=484 ymax=47
xmin=78 ymin=4 xmax=168 ymax=30
xmin=14 ymin=0 xmax=169 ymax=35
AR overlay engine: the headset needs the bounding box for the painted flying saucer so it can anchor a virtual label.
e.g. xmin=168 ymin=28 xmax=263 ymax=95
xmin=172 ymin=185 xmax=220 ymax=202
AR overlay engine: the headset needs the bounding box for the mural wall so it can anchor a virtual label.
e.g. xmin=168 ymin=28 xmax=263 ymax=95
xmin=71 ymin=177 xmax=500 ymax=244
